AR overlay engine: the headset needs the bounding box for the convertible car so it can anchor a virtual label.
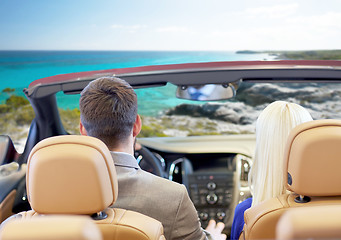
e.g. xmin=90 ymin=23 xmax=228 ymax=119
xmin=0 ymin=60 xmax=341 ymax=238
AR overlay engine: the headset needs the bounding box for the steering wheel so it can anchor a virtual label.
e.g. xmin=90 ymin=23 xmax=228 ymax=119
xmin=135 ymin=146 xmax=165 ymax=178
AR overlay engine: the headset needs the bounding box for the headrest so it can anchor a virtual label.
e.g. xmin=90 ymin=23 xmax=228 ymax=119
xmin=0 ymin=215 xmax=102 ymax=240
xmin=276 ymin=205 xmax=341 ymax=239
xmin=27 ymin=135 xmax=118 ymax=214
xmin=284 ymin=119 xmax=341 ymax=196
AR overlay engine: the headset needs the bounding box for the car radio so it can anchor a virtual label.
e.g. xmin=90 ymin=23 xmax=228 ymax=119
xmin=187 ymin=172 xmax=234 ymax=228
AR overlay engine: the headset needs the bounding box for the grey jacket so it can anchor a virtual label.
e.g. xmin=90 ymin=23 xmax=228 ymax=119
xmin=110 ymin=151 xmax=210 ymax=240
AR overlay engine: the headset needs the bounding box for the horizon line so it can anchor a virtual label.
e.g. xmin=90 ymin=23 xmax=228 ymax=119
xmin=0 ymin=49 xmax=340 ymax=52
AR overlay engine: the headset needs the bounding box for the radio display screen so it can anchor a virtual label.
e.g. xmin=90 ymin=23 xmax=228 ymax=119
xmin=189 ymin=153 xmax=235 ymax=172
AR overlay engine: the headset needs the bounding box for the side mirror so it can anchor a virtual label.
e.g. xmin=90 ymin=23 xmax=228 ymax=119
xmin=176 ymin=82 xmax=239 ymax=101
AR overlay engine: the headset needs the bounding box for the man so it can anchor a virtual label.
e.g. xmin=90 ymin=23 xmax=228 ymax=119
xmin=79 ymin=77 xmax=226 ymax=240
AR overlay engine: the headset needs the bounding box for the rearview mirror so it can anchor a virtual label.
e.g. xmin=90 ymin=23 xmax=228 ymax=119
xmin=176 ymin=83 xmax=238 ymax=101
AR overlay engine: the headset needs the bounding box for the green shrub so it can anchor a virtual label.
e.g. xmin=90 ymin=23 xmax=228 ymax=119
xmin=2 ymin=88 xmax=15 ymax=93
xmin=59 ymin=108 xmax=81 ymax=134
xmin=6 ymin=95 xmax=29 ymax=108
xmin=139 ymin=125 xmax=168 ymax=137
xmin=14 ymin=105 xmax=35 ymax=125
xmin=0 ymin=104 xmax=10 ymax=113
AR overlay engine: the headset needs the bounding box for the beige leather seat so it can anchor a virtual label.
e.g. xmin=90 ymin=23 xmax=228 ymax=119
xmin=0 ymin=215 xmax=102 ymax=240
xmin=276 ymin=205 xmax=341 ymax=239
xmin=243 ymin=119 xmax=341 ymax=239
xmin=10 ymin=135 xmax=165 ymax=240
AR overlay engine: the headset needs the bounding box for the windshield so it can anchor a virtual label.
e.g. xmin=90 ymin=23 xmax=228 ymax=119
xmin=54 ymin=81 xmax=341 ymax=139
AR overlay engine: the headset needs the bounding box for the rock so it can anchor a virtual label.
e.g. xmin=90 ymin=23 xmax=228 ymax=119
xmin=213 ymin=107 xmax=240 ymax=123
xmin=236 ymin=82 xmax=341 ymax=107
xmin=165 ymin=102 xmax=256 ymax=125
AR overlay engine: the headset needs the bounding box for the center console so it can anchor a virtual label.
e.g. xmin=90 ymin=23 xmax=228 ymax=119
xmin=168 ymin=153 xmax=239 ymax=232
xmin=187 ymin=172 xmax=234 ymax=228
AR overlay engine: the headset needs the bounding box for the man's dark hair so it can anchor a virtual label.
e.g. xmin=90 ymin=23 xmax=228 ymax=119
xmin=79 ymin=77 xmax=137 ymax=148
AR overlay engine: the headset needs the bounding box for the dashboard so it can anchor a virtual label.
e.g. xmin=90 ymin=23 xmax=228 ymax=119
xmin=137 ymin=134 xmax=255 ymax=232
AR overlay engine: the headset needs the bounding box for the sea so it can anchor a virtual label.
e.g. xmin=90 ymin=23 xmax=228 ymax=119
xmin=0 ymin=50 xmax=275 ymax=104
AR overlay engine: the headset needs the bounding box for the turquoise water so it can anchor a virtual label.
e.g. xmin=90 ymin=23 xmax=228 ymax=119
xmin=0 ymin=50 xmax=273 ymax=112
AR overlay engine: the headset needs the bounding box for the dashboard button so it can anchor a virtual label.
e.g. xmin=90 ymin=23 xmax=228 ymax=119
xmin=216 ymin=188 xmax=224 ymax=193
xmin=200 ymin=196 xmax=207 ymax=205
xmin=218 ymin=195 xmax=224 ymax=204
xmin=206 ymin=194 xmax=218 ymax=204
xmin=199 ymin=212 xmax=209 ymax=221
xmin=217 ymin=211 xmax=226 ymax=220
xmin=207 ymin=182 xmax=216 ymax=190
xmin=199 ymin=189 xmax=209 ymax=194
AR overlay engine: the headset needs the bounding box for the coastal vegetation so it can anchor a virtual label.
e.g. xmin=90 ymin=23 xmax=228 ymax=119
xmin=0 ymin=91 xmax=82 ymax=148
xmin=274 ymin=50 xmax=341 ymax=60
xmin=0 ymin=91 xmax=34 ymax=147
xmin=0 ymin=92 xmax=33 ymax=125
xmin=237 ymin=49 xmax=341 ymax=60
xmin=59 ymin=108 xmax=81 ymax=135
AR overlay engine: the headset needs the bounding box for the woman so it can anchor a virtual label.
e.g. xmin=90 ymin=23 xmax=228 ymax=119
xmin=230 ymin=101 xmax=313 ymax=239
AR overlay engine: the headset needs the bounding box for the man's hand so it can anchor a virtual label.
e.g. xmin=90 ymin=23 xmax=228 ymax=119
xmin=134 ymin=141 xmax=142 ymax=151
xmin=205 ymin=220 xmax=227 ymax=240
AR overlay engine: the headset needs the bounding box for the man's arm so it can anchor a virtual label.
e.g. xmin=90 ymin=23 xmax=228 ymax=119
xmin=170 ymin=184 xmax=208 ymax=240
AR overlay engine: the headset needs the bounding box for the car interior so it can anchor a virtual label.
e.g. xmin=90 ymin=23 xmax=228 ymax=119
xmin=137 ymin=135 xmax=254 ymax=229
xmin=0 ymin=60 xmax=341 ymax=238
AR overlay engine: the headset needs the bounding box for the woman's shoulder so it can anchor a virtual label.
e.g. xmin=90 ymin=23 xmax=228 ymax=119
xmin=235 ymin=197 xmax=252 ymax=213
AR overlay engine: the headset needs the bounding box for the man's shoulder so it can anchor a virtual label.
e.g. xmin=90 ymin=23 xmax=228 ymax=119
xmin=139 ymin=169 xmax=187 ymax=192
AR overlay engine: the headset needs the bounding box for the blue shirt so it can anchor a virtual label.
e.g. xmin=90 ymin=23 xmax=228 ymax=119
xmin=230 ymin=197 xmax=252 ymax=240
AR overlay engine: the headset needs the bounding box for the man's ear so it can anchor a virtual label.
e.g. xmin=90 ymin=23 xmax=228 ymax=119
xmin=133 ymin=114 xmax=142 ymax=137
xmin=79 ymin=121 xmax=88 ymax=136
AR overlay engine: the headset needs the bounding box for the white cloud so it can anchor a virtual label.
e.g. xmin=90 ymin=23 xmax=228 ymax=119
xmin=206 ymin=7 xmax=341 ymax=50
xmin=241 ymin=3 xmax=299 ymax=19
xmin=110 ymin=24 xmax=147 ymax=30
xmin=288 ymin=11 xmax=341 ymax=28
xmin=187 ymin=19 xmax=339 ymax=51
xmin=156 ymin=26 xmax=192 ymax=33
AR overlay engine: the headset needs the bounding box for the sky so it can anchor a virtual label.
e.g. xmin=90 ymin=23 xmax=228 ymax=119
xmin=0 ymin=0 xmax=340 ymax=51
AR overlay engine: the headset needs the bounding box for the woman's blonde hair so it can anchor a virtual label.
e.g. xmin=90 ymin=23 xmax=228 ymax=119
xmin=249 ymin=101 xmax=313 ymax=206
